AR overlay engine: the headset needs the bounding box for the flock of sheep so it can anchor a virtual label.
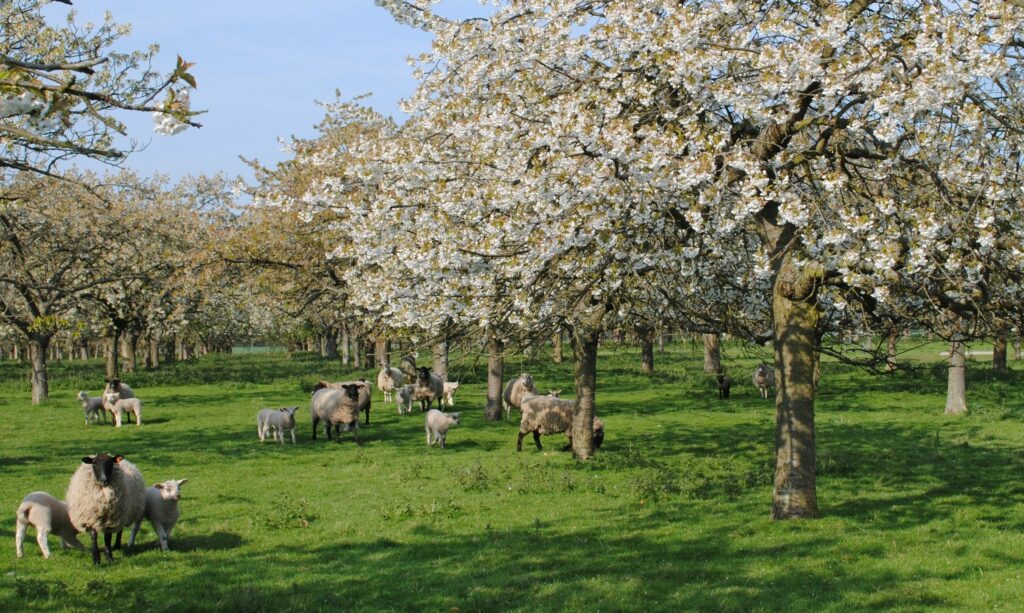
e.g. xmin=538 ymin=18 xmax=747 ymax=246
xmin=16 ymin=361 xmax=775 ymax=563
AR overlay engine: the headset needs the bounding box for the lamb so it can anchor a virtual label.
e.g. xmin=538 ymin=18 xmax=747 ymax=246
xmin=310 ymin=384 xmax=364 ymax=444
xmin=502 ymin=373 xmax=538 ymax=419
xmin=441 ymin=381 xmax=460 ymax=408
xmin=77 ymin=391 xmax=106 ymax=425
xmin=312 ymin=379 xmax=372 ymax=424
xmin=102 ymin=378 xmax=137 ymax=426
xmin=716 ymin=372 xmax=733 ymax=399
xmin=516 ymin=392 xmax=605 ymax=452
xmin=257 ymin=406 xmax=300 ymax=443
xmin=414 ymin=367 xmax=445 ymax=412
xmin=425 ymin=409 xmax=461 ymax=448
xmin=65 ymin=453 xmax=146 ymax=564
xmin=377 ymin=366 xmax=405 ymax=403
xmin=395 ymin=384 xmax=415 ymax=415
xmin=752 ymin=363 xmax=775 ymax=400
xmin=127 ymin=479 xmax=188 ymax=552
xmin=110 ymin=397 xmax=143 ymax=427
xmin=15 ymin=492 xmax=82 ymax=559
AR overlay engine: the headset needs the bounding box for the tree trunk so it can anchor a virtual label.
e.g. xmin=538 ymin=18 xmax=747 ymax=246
xmin=640 ymin=330 xmax=655 ymax=376
xmin=571 ymin=328 xmax=600 ymax=460
xmin=375 ymin=337 xmax=389 ymax=367
xmin=770 ymin=260 xmax=821 ymax=520
xmin=29 ymin=334 xmax=51 ymax=404
xmin=945 ymin=337 xmax=968 ymax=415
xmin=1013 ymin=333 xmax=1021 ymax=360
xmin=341 ymin=327 xmax=351 ymax=366
xmin=106 ymin=332 xmax=121 ymax=379
xmin=148 ymin=334 xmax=160 ymax=370
xmin=657 ymin=332 xmax=665 ymax=353
xmin=432 ymin=341 xmax=449 ymax=382
xmin=703 ymin=333 xmax=721 ymax=374
xmin=992 ymin=335 xmax=1007 ymax=372
xmin=13 ymin=343 xmax=20 ymax=362
xmin=124 ymin=333 xmax=141 ymax=374
xmin=886 ymin=329 xmax=898 ymax=372
xmin=79 ymin=339 xmax=89 ymax=361
xmin=552 ymin=331 xmax=563 ymax=364
xmin=484 ymin=334 xmax=504 ymax=421
xmin=351 ymin=334 xmax=361 ymax=368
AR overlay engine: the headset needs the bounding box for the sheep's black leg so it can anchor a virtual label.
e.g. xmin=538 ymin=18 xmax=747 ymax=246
xmin=113 ymin=529 xmax=122 ymax=550
xmin=103 ymin=531 xmax=114 ymax=562
xmin=89 ymin=529 xmax=100 ymax=565
xmin=364 ymin=404 xmax=370 ymax=425
xmin=516 ymin=432 xmax=526 ymax=452
xmin=533 ymin=431 xmax=543 ymax=450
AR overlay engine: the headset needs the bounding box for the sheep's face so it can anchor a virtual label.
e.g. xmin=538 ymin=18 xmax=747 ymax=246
xmin=102 ymin=391 xmax=121 ymax=406
xmin=520 ymin=373 xmax=536 ymax=392
xmin=548 ymin=389 xmax=561 ymax=397
xmin=450 ymin=412 xmax=461 ymax=426
xmin=284 ymin=406 xmax=300 ymax=419
xmin=77 ymin=391 xmax=89 ymax=403
xmin=81 ymin=453 xmax=124 ymax=486
xmin=593 ymin=427 xmax=605 ymax=450
xmin=105 ymin=378 xmax=122 ymax=394
xmin=155 ymin=479 xmax=188 ymax=501
xmin=417 ymin=367 xmax=431 ymax=384
xmin=341 ymin=384 xmax=361 ymax=401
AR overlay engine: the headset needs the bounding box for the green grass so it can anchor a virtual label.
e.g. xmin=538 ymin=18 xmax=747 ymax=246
xmin=1 ymin=341 xmax=1023 ymax=612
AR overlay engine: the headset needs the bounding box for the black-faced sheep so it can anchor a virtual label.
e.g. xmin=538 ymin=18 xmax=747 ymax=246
xmin=752 ymin=363 xmax=775 ymax=400
xmin=502 ymin=373 xmax=538 ymax=419
xmin=425 ymin=409 xmax=461 ymax=448
xmin=127 ymin=478 xmax=188 ymax=552
xmin=517 ymin=392 xmax=605 ymax=452
xmin=15 ymin=492 xmax=82 ymax=558
xmin=716 ymin=373 xmax=732 ymax=399
xmin=312 ymin=380 xmax=372 ymax=425
xmin=415 ymin=367 xmax=444 ymax=412
xmin=65 ymin=453 xmax=146 ymax=564
xmin=311 ymin=384 xmax=364 ymax=444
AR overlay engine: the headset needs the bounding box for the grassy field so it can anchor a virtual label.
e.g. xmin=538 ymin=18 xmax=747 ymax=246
xmin=0 ymin=340 xmax=1022 ymax=612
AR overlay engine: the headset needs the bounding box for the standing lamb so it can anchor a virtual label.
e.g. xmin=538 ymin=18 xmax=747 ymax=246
xmin=15 ymin=492 xmax=83 ymax=559
xmin=425 ymin=409 xmax=461 ymax=448
xmin=441 ymin=381 xmax=460 ymax=408
xmin=102 ymin=379 xmax=138 ymax=426
xmin=127 ymin=479 xmax=188 ymax=552
xmin=257 ymin=406 xmax=300 ymax=443
xmin=716 ymin=372 xmax=733 ymax=399
xmin=414 ymin=367 xmax=445 ymax=412
xmin=395 ymin=384 xmax=416 ymax=415
xmin=752 ymin=364 xmax=775 ymax=400
xmin=310 ymin=384 xmax=363 ymax=444
xmin=65 ymin=453 xmax=146 ymax=564
xmin=517 ymin=392 xmax=605 ymax=452
xmin=377 ymin=366 xmax=405 ymax=403
xmin=502 ymin=373 xmax=538 ymax=419
xmin=109 ymin=397 xmax=143 ymax=428
xmin=77 ymin=391 xmax=106 ymax=425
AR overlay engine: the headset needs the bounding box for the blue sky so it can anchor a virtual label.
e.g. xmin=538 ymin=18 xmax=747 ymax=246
xmin=60 ymin=1 xmax=489 ymax=183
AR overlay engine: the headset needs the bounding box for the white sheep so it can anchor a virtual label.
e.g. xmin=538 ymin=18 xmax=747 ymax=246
xmin=517 ymin=392 xmax=605 ymax=452
xmin=377 ymin=366 xmax=405 ymax=403
xmin=310 ymin=384 xmax=365 ymax=444
xmin=414 ymin=367 xmax=445 ymax=412
xmin=441 ymin=381 xmax=460 ymax=408
xmin=312 ymin=379 xmax=372 ymax=424
xmin=395 ymin=384 xmax=415 ymax=415
xmin=127 ymin=479 xmax=188 ymax=552
xmin=257 ymin=406 xmax=300 ymax=443
xmin=102 ymin=378 xmax=137 ymax=425
xmin=752 ymin=363 xmax=775 ymax=400
xmin=77 ymin=391 xmax=106 ymax=425
xmin=66 ymin=453 xmax=146 ymax=564
xmin=502 ymin=373 xmax=538 ymax=419
xmin=110 ymin=397 xmax=143 ymax=427
xmin=425 ymin=409 xmax=461 ymax=448
xmin=15 ymin=492 xmax=82 ymax=559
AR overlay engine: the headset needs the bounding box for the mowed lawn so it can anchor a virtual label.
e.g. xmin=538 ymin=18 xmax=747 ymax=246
xmin=1 ymin=342 xmax=1023 ymax=612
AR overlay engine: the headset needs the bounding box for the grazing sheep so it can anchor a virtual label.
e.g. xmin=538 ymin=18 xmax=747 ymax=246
xmin=415 ymin=367 xmax=445 ymax=412
xmin=517 ymin=392 xmax=605 ymax=452
xmin=312 ymin=380 xmax=372 ymax=425
xmin=425 ymin=409 xmax=461 ymax=448
xmin=65 ymin=453 xmax=146 ymax=564
xmin=15 ymin=492 xmax=82 ymax=559
xmin=377 ymin=366 xmax=405 ymax=403
xmin=257 ymin=406 xmax=300 ymax=444
xmin=441 ymin=381 xmax=460 ymax=408
xmin=502 ymin=373 xmax=538 ymax=419
xmin=716 ymin=373 xmax=732 ymax=399
xmin=752 ymin=363 xmax=775 ymax=400
xmin=310 ymin=385 xmax=363 ymax=444
xmin=77 ymin=391 xmax=106 ymax=425
xmin=127 ymin=479 xmax=188 ymax=552
xmin=395 ymin=384 xmax=415 ymax=415
xmin=110 ymin=397 xmax=143 ymax=428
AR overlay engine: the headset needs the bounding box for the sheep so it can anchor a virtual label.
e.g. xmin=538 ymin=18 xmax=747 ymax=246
xmin=102 ymin=378 xmax=136 ymax=425
xmin=395 ymin=384 xmax=415 ymax=415
xmin=752 ymin=363 xmax=775 ymax=400
xmin=65 ymin=453 xmax=146 ymax=564
xmin=312 ymin=379 xmax=372 ymax=425
xmin=425 ymin=409 xmax=461 ymax=448
xmin=377 ymin=366 xmax=405 ymax=403
xmin=502 ymin=373 xmax=538 ymax=419
xmin=716 ymin=372 xmax=732 ymax=399
xmin=441 ymin=381 xmax=460 ymax=408
xmin=77 ymin=391 xmax=106 ymax=425
xmin=110 ymin=397 xmax=143 ymax=428
xmin=15 ymin=492 xmax=82 ymax=559
xmin=414 ymin=367 xmax=445 ymax=412
xmin=127 ymin=479 xmax=188 ymax=552
xmin=310 ymin=384 xmax=364 ymax=444
xmin=257 ymin=406 xmax=300 ymax=443
xmin=516 ymin=392 xmax=605 ymax=452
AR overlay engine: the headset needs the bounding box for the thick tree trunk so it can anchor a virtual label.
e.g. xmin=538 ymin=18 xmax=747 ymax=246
xmin=640 ymin=331 xmax=655 ymax=376
xmin=770 ymin=261 xmax=821 ymax=520
xmin=945 ymin=338 xmax=968 ymax=415
xmin=886 ymin=329 xmax=898 ymax=372
xmin=375 ymin=337 xmax=389 ymax=367
xmin=657 ymin=332 xmax=665 ymax=353
xmin=79 ymin=339 xmax=89 ymax=361
xmin=124 ymin=333 xmax=141 ymax=374
xmin=106 ymin=332 xmax=121 ymax=379
xmin=351 ymin=334 xmax=362 ymax=368
xmin=13 ymin=343 xmax=20 ymax=362
xmin=703 ymin=333 xmax=721 ymax=374
xmin=484 ymin=335 xmax=504 ymax=421
xmin=571 ymin=328 xmax=600 ymax=460
xmin=552 ymin=331 xmax=563 ymax=364
xmin=341 ymin=327 xmax=351 ymax=366
xmin=29 ymin=334 xmax=51 ymax=404
xmin=432 ymin=341 xmax=449 ymax=382
xmin=992 ymin=335 xmax=1007 ymax=372
xmin=324 ymin=328 xmax=339 ymax=359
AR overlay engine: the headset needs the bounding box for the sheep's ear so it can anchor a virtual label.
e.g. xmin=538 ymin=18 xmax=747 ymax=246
xmin=81 ymin=456 xmax=94 ymax=464
xmin=154 ymin=483 xmax=164 ymax=490
xmin=114 ymin=455 xmax=124 ymax=463
xmin=178 ymin=479 xmax=189 ymax=486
